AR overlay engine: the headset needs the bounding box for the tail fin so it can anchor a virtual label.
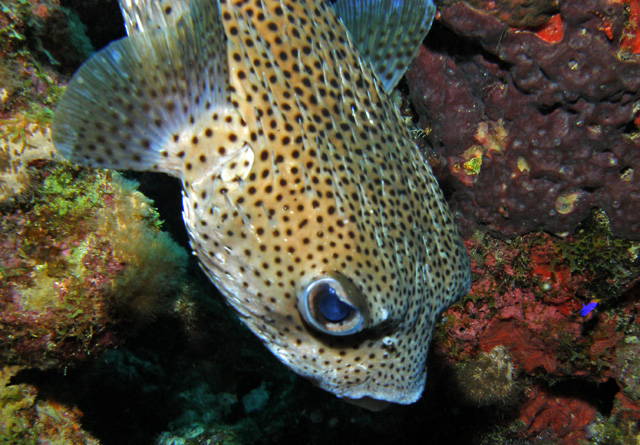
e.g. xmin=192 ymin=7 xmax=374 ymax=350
xmin=52 ymin=0 xmax=229 ymax=178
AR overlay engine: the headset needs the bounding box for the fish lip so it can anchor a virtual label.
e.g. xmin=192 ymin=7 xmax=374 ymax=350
xmin=342 ymin=396 xmax=391 ymax=411
xmin=331 ymin=377 xmax=424 ymax=409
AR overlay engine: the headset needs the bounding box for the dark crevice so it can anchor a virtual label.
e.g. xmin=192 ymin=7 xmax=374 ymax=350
xmin=545 ymin=378 xmax=619 ymax=417
xmin=424 ymin=20 xmax=514 ymax=74
xmin=61 ymin=0 xmax=126 ymax=51
xmin=622 ymin=120 xmax=639 ymax=134
xmin=535 ymin=102 xmax=563 ymax=116
xmin=619 ymin=165 xmax=633 ymax=177
xmin=124 ymin=171 xmax=190 ymax=250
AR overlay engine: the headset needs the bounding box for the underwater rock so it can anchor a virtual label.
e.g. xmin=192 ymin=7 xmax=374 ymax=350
xmin=0 ymin=122 xmax=58 ymax=203
xmin=0 ymin=365 xmax=99 ymax=443
xmin=451 ymin=0 xmax=560 ymax=28
xmin=0 ymin=0 xmax=93 ymax=74
xmin=454 ymin=345 xmax=521 ymax=407
xmin=517 ymin=383 xmax=597 ymax=442
xmin=433 ymin=215 xmax=640 ymax=441
xmin=408 ymin=0 xmax=640 ymax=239
xmin=0 ymin=163 xmax=188 ymax=369
xmin=611 ymin=321 xmax=640 ymax=404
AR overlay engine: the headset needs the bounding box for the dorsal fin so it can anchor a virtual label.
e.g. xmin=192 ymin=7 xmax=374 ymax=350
xmin=119 ymin=0 xmax=191 ymax=35
xmin=332 ymin=0 xmax=436 ymax=91
xmin=52 ymin=0 xmax=229 ymax=178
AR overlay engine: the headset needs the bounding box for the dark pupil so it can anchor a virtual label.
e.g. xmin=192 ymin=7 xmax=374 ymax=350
xmin=317 ymin=287 xmax=352 ymax=322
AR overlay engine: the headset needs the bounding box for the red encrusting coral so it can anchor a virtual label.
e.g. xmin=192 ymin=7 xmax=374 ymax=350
xmin=518 ymin=383 xmax=598 ymax=442
xmin=522 ymin=13 xmax=564 ymax=44
xmin=434 ymin=222 xmax=640 ymax=441
xmin=620 ymin=0 xmax=640 ymax=54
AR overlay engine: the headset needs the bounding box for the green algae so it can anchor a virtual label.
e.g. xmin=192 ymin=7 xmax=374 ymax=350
xmin=462 ymin=209 xmax=640 ymax=309
xmin=585 ymin=412 xmax=640 ymax=444
xmin=454 ymin=345 xmax=522 ymax=407
xmin=555 ymin=209 xmax=640 ymax=300
xmin=1 ymin=162 xmax=188 ymax=368
xmin=38 ymin=166 xmax=105 ymax=217
xmin=0 ymin=365 xmax=99 ymax=444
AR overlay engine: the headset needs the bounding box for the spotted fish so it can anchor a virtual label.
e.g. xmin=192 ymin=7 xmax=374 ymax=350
xmin=52 ymin=0 xmax=470 ymax=408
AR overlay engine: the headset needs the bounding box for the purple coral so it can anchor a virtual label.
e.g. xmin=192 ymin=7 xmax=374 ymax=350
xmin=407 ymin=0 xmax=640 ymax=238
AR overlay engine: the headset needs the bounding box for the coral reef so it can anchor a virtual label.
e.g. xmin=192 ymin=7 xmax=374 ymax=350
xmin=0 ymin=163 xmax=188 ymax=369
xmin=0 ymin=0 xmax=71 ymax=115
xmin=2 ymin=0 xmax=640 ymax=443
xmin=0 ymin=121 xmax=58 ymax=203
xmin=517 ymin=382 xmax=598 ymax=442
xmin=407 ymin=0 xmax=640 ymax=239
xmin=454 ymin=345 xmax=521 ymax=407
xmin=0 ymin=0 xmax=93 ymax=74
xmin=433 ymin=211 xmax=640 ymax=441
xmin=0 ymin=0 xmax=93 ymax=204
xmin=0 ymin=365 xmax=99 ymax=444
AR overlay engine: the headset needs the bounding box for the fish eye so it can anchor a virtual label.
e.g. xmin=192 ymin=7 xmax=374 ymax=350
xmin=318 ymin=287 xmax=352 ymax=322
xmin=298 ymin=275 xmax=367 ymax=336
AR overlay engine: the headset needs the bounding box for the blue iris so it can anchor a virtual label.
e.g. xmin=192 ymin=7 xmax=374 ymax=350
xmin=318 ymin=287 xmax=353 ymax=322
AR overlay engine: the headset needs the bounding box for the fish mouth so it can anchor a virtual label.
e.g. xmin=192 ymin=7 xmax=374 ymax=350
xmin=334 ymin=379 xmax=424 ymax=410
xmin=342 ymin=396 xmax=391 ymax=411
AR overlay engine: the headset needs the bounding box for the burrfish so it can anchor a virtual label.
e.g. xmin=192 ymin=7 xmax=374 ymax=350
xmin=52 ymin=0 xmax=471 ymax=408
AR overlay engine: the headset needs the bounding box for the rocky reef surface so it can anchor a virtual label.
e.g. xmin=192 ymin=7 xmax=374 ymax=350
xmin=2 ymin=0 xmax=640 ymax=443
xmin=435 ymin=215 xmax=640 ymax=442
xmin=407 ymin=0 xmax=640 ymax=239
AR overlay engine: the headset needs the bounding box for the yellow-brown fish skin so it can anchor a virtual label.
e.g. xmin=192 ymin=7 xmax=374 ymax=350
xmin=52 ymin=0 xmax=470 ymax=406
